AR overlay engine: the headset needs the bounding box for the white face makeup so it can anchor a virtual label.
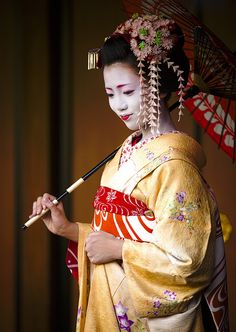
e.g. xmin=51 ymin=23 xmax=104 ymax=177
xmin=103 ymin=62 xmax=141 ymax=131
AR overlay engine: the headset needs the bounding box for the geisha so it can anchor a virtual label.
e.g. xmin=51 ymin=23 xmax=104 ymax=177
xmin=30 ymin=14 xmax=228 ymax=332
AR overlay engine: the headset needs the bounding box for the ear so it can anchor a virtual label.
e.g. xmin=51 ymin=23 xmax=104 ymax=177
xmin=160 ymin=92 xmax=168 ymax=99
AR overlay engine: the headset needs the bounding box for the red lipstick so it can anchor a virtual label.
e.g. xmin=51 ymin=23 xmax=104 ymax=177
xmin=121 ymin=114 xmax=132 ymax=121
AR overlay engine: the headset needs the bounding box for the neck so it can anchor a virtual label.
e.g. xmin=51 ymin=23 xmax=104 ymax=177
xmin=140 ymin=107 xmax=177 ymax=141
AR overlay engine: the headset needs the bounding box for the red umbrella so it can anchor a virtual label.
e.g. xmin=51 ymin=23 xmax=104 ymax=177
xmin=185 ymin=26 xmax=236 ymax=162
xmin=122 ymin=0 xmax=236 ymax=161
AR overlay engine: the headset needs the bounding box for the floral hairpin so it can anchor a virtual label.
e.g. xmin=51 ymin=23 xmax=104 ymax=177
xmin=115 ymin=13 xmax=176 ymax=62
xmin=114 ymin=13 xmax=185 ymax=132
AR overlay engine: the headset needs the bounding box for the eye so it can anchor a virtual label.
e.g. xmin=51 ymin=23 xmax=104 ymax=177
xmin=106 ymin=93 xmax=114 ymax=98
xmin=124 ymin=90 xmax=134 ymax=95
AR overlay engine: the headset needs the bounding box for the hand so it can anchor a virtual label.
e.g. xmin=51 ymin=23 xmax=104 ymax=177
xmin=29 ymin=193 xmax=78 ymax=241
xmin=85 ymin=231 xmax=124 ymax=264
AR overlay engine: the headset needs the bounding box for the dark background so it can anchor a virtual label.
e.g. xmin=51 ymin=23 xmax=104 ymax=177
xmin=1 ymin=0 xmax=235 ymax=331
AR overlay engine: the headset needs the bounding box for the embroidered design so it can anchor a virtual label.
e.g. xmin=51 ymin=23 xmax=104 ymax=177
xmin=93 ymin=186 xmax=149 ymax=215
xmin=153 ymin=299 xmax=161 ymax=310
xmin=164 ymin=290 xmax=177 ymax=301
xmin=168 ymin=191 xmax=200 ymax=229
xmin=77 ymin=306 xmax=82 ymax=323
xmin=160 ymin=155 xmax=169 ymax=162
xmin=106 ymin=189 xmax=117 ymax=202
xmin=135 ymin=318 xmax=149 ymax=331
xmin=119 ymin=131 xmax=179 ymax=166
xmin=176 ymin=191 xmax=186 ymax=203
xmin=120 ymin=131 xmax=155 ymax=166
xmin=126 ymin=148 xmax=173 ymax=192
xmin=94 ymin=186 xmax=106 ymax=206
xmin=145 ymin=149 xmax=155 ymax=160
xmin=131 ymin=207 xmax=151 ymax=216
xmin=114 ymin=301 xmax=134 ymax=332
xmin=148 ymin=289 xmax=178 ymax=317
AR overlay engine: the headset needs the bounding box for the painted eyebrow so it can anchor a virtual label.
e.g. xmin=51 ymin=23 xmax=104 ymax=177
xmin=105 ymin=83 xmax=132 ymax=90
xmin=117 ymin=84 xmax=129 ymax=88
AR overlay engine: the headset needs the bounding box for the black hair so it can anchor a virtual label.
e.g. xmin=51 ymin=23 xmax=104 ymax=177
xmin=99 ymin=25 xmax=190 ymax=94
xmin=99 ymin=34 xmax=139 ymax=70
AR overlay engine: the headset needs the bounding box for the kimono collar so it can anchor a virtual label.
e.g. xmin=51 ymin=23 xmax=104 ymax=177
xmin=100 ymin=131 xmax=206 ymax=192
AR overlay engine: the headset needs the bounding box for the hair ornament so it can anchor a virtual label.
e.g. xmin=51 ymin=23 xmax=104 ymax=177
xmin=114 ymin=13 xmax=186 ymax=129
xmin=88 ymin=48 xmax=100 ymax=70
xmin=137 ymin=61 xmax=150 ymax=129
xmin=114 ymin=13 xmax=176 ymax=62
xmin=163 ymin=57 xmax=185 ymax=121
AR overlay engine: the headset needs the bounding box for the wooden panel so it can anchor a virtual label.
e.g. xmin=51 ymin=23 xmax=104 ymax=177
xmin=0 ymin=2 xmax=16 ymax=331
xmin=18 ymin=1 xmax=51 ymax=331
xmin=0 ymin=0 xmax=51 ymax=331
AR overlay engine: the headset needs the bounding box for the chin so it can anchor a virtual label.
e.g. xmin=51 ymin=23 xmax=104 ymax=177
xmin=125 ymin=122 xmax=140 ymax=131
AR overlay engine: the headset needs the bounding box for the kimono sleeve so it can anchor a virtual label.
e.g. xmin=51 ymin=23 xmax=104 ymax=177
xmin=122 ymin=159 xmax=215 ymax=318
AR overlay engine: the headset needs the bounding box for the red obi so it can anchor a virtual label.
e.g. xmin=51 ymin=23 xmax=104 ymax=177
xmin=66 ymin=186 xmax=156 ymax=280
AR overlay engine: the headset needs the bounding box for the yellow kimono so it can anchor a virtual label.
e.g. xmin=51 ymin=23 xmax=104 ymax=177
xmin=76 ymin=132 xmax=228 ymax=332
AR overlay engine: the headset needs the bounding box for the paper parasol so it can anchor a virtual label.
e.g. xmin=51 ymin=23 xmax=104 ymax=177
xmin=122 ymin=0 xmax=236 ymax=161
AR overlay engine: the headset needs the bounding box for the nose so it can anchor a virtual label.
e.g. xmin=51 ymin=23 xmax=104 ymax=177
xmin=116 ymin=97 xmax=128 ymax=112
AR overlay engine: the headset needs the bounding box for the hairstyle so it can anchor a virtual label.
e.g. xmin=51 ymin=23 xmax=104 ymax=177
xmin=99 ymin=24 xmax=190 ymax=95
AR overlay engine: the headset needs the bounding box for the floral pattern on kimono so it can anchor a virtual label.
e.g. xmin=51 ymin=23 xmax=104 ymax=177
xmin=75 ymin=132 xmax=228 ymax=332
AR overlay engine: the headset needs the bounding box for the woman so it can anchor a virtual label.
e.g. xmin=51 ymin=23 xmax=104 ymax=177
xmin=30 ymin=14 xmax=228 ymax=331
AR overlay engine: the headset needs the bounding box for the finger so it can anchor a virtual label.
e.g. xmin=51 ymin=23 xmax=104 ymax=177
xmin=85 ymin=239 xmax=90 ymax=251
xmin=42 ymin=197 xmax=62 ymax=218
xmin=41 ymin=194 xmax=61 ymax=216
xmin=36 ymin=196 xmax=43 ymax=215
xmin=86 ymin=232 xmax=94 ymax=243
xmin=89 ymin=256 xmax=95 ymax=264
xmin=86 ymin=250 xmax=95 ymax=263
xmin=32 ymin=201 xmax=37 ymax=216
xmin=42 ymin=193 xmax=57 ymax=210
xmin=87 ymin=231 xmax=99 ymax=238
xmin=97 ymin=230 xmax=113 ymax=237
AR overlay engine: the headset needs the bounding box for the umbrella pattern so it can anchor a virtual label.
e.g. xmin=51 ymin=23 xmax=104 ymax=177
xmin=122 ymin=0 xmax=236 ymax=161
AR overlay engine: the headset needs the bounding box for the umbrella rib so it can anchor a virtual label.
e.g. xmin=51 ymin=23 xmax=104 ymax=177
xmin=204 ymin=54 xmax=230 ymax=84
xmin=218 ymin=68 xmax=235 ymax=149
xmin=206 ymin=64 xmax=234 ymax=134
xmin=194 ymin=28 xmax=228 ymax=90
xmin=218 ymin=99 xmax=232 ymax=149
xmin=164 ymin=1 xmax=195 ymax=22
xmin=168 ymin=14 xmax=194 ymax=30
xmin=204 ymin=96 xmax=223 ymax=133
xmin=197 ymin=28 xmax=211 ymax=77
xmin=139 ymin=0 xmax=160 ymax=13
xmin=199 ymin=41 xmax=219 ymax=80
xmin=201 ymin=48 xmax=218 ymax=80
xmin=145 ymin=0 xmax=196 ymax=30
xmin=205 ymin=65 xmax=230 ymax=91
xmin=194 ymin=28 xmax=218 ymax=85
xmin=208 ymin=65 xmax=235 ymax=97
xmin=190 ymin=93 xmax=208 ymax=115
xmin=194 ymin=27 xmax=236 ymax=98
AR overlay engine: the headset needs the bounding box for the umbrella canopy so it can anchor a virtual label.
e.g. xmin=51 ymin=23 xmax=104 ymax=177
xmin=185 ymin=27 xmax=236 ymax=161
xmin=122 ymin=0 xmax=236 ymax=161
